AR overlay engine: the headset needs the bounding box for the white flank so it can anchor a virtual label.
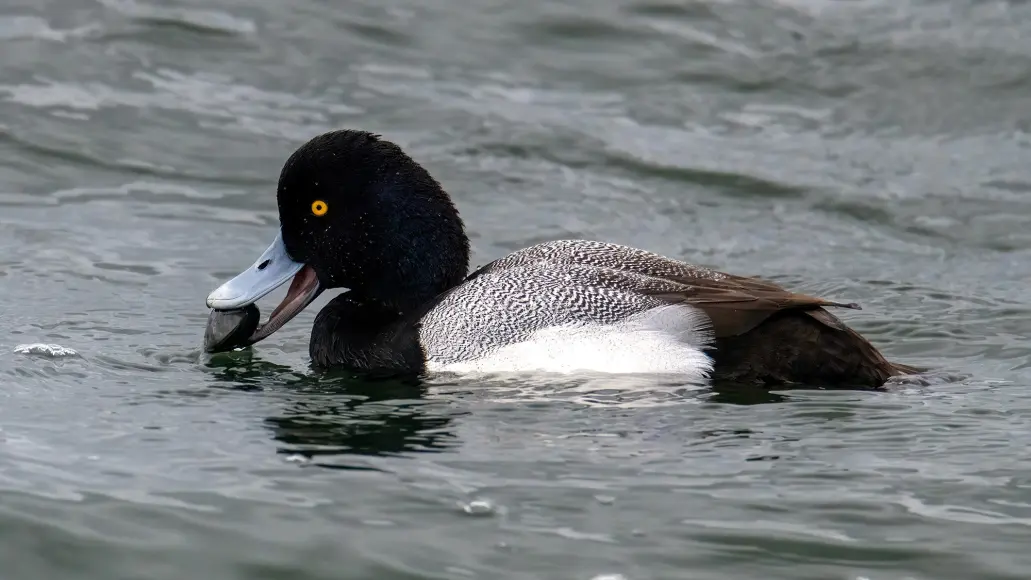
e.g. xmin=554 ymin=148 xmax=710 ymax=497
xmin=427 ymin=305 xmax=715 ymax=381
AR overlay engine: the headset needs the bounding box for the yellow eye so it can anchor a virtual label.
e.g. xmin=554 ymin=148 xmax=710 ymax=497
xmin=311 ymin=200 xmax=328 ymax=216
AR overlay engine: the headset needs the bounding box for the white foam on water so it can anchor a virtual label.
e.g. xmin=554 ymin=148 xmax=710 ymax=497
xmin=13 ymin=343 xmax=79 ymax=358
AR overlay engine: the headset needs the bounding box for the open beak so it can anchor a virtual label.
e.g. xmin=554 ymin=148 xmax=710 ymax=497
xmin=206 ymin=232 xmax=322 ymax=346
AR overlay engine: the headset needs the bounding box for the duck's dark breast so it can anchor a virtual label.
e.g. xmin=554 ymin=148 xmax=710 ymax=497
xmin=308 ymin=292 xmax=428 ymax=373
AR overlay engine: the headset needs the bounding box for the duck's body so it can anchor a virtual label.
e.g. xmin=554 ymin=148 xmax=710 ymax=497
xmin=204 ymin=130 xmax=916 ymax=388
xmin=305 ymin=238 xmax=912 ymax=386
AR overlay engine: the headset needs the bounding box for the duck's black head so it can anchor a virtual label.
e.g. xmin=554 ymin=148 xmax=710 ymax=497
xmin=278 ymin=130 xmax=470 ymax=307
xmin=204 ymin=130 xmax=470 ymax=350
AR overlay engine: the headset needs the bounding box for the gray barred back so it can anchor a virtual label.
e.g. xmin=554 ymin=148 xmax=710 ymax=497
xmin=470 ymin=240 xmax=729 ymax=283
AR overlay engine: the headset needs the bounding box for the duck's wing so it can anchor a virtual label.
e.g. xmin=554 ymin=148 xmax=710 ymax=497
xmin=417 ymin=263 xmax=716 ymax=368
xmin=469 ymin=240 xmax=858 ymax=337
xmin=640 ymin=276 xmax=856 ymax=338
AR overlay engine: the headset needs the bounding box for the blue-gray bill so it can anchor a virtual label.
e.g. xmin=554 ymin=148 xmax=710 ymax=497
xmin=203 ymin=232 xmax=322 ymax=353
xmin=207 ymin=232 xmax=306 ymax=310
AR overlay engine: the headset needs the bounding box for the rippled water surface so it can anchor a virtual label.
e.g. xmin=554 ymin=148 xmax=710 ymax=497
xmin=2 ymin=0 xmax=1031 ymax=578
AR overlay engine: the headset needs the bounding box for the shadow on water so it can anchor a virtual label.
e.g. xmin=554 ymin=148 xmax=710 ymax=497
xmin=201 ymin=351 xmax=467 ymax=466
xmin=704 ymin=378 xmax=930 ymax=405
xmin=705 ymin=382 xmax=790 ymax=405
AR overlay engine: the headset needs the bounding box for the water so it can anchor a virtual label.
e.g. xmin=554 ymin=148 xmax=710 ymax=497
xmin=1 ymin=0 xmax=1030 ymax=578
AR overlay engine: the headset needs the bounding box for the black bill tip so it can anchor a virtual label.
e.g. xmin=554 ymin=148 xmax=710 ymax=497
xmin=203 ymin=304 xmax=261 ymax=353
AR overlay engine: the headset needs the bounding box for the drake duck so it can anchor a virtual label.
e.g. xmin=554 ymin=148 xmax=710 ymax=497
xmin=204 ymin=130 xmax=917 ymax=387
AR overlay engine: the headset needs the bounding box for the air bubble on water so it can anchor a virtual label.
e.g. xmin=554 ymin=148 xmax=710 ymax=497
xmin=461 ymin=499 xmax=495 ymax=515
xmin=14 ymin=343 xmax=79 ymax=358
xmin=284 ymin=454 xmax=310 ymax=464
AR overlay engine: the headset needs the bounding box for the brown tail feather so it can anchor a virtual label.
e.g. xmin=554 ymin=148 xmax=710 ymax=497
xmin=887 ymin=361 xmax=922 ymax=376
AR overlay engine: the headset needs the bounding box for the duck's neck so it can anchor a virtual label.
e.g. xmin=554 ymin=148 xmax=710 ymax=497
xmin=310 ymin=181 xmax=470 ymax=371
xmin=309 ymin=292 xmax=426 ymax=372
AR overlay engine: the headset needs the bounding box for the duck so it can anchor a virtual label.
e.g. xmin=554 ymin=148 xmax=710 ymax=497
xmin=204 ymin=129 xmax=917 ymax=387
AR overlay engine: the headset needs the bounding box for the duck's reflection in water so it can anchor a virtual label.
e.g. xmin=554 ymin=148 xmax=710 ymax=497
xmin=203 ymin=353 xmax=466 ymax=467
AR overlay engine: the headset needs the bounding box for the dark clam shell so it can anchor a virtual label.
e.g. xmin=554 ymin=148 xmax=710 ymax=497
xmin=203 ymin=304 xmax=261 ymax=353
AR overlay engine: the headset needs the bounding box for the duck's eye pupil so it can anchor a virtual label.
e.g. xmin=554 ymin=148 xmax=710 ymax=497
xmin=311 ymin=200 xmax=328 ymax=216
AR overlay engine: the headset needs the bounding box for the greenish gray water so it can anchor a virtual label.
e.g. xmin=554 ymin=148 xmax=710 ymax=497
xmin=1 ymin=0 xmax=1030 ymax=578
